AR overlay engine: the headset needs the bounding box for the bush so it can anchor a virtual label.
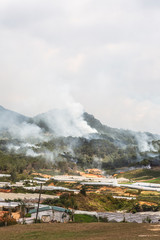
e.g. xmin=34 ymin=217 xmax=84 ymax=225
xmin=130 ymin=203 xmax=159 ymax=213
xmin=80 ymin=186 xmax=86 ymax=196
xmin=33 ymin=218 xmax=42 ymax=223
xmin=142 ymin=216 xmax=152 ymax=223
xmin=74 ymin=214 xmax=98 ymax=223
xmin=25 ymin=213 xmax=31 ymax=218
xmin=130 ymin=203 xmax=142 ymax=213
xmin=0 ymin=215 xmax=17 ymax=227
xmin=99 ymin=216 xmax=108 ymax=222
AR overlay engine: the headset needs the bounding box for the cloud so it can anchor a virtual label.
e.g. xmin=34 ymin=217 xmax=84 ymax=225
xmin=0 ymin=0 xmax=160 ymax=134
xmin=139 ymin=0 xmax=160 ymax=9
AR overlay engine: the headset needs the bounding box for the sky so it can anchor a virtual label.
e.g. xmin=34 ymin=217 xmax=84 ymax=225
xmin=1 ymin=0 xmax=160 ymax=134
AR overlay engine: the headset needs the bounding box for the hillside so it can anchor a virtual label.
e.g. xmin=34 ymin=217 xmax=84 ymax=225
xmin=0 ymin=105 xmax=160 ymax=175
xmin=0 ymin=105 xmax=31 ymax=131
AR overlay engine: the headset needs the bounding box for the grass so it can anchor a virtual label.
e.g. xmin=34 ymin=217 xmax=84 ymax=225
xmin=0 ymin=222 xmax=160 ymax=240
xmin=74 ymin=214 xmax=98 ymax=223
xmin=137 ymin=195 xmax=160 ymax=205
xmin=117 ymin=169 xmax=160 ymax=181
xmin=145 ymin=178 xmax=160 ymax=184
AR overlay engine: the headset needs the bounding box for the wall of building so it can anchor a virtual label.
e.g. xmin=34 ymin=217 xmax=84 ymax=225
xmin=31 ymin=210 xmax=70 ymax=223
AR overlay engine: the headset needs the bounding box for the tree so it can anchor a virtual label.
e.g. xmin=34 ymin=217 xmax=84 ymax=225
xmin=80 ymin=185 xmax=86 ymax=196
xmin=10 ymin=169 xmax=17 ymax=182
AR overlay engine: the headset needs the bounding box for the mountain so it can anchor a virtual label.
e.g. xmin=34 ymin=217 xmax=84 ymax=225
xmin=0 ymin=105 xmax=31 ymax=131
xmin=0 ymin=105 xmax=160 ymax=171
xmin=33 ymin=108 xmax=97 ymax=137
xmin=34 ymin=109 xmax=159 ymax=150
xmin=0 ymin=105 xmax=158 ymax=146
xmin=83 ymin=112 xmax=159 ymax=149
xmin=34 ymin=108 xmax=160 ymax=152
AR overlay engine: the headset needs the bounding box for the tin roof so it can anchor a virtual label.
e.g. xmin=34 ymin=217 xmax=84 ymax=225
xmin=29 ymin=206 xmax=71 ymax=214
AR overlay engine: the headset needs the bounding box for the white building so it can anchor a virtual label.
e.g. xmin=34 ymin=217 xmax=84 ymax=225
xmin=29 ymin=206 xmax=71 ymax=223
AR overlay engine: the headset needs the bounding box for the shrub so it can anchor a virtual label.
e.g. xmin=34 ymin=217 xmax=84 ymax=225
xmin=142 ymin=216 xmax=152 ymax=223
xmin=74 ymin=214 xmax=98 ymax=223
xmin=99 ymin=216 xmax=108 ymax=222
xmin=80 ymin=186 xmax=87 ymax=196
xmin=33 ymin=218 xmax=42 ymax=223
xmin=25 ymin=213 xmax=31 ymax=218
xmin=130 ymin=203 xmax=142 ymax=213
xmin=0 ymin=215 xmax=17 ymax=227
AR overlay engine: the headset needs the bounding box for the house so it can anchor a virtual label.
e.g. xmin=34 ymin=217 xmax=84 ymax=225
xmin=29 ymin=206 xmax=71 ymax=223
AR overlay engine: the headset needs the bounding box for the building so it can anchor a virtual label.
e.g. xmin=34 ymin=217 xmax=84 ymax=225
xmin=29 ymin=206 xmax=71 ymax=223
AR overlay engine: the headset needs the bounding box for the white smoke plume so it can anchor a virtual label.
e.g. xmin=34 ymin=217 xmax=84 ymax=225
xmin=92 ymin=156 xmax=102 ymax=169
xmin=2 ymin=96 xmax=160 ymax=167
xmin=7 ymin=142 xmax=58 ymax=162
xmin=1 ymin=96 xmax=98 ymax=163
xmin=7 ymin=144 xmax=21 ymax=152
xmin=9 ymin=122 xmax=44 ymax=141
xmin=134 ymin=132 xmax=159 ymax=152
xmin=26 ymin=149 xmax=42 ymax=158
xmin=1 ymin=95 xmax=97 ymax=139
xmin=35 ymin=100 xmax=97 ymax=138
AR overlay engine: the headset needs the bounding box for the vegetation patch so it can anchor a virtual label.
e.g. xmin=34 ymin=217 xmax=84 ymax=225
xmin=74 ymin=214 xmax=98 ymax=223
xmin=43 ymin=192 xmax=137 ymax=212
xmin=117 ymin=169 xmax=160 ymax=181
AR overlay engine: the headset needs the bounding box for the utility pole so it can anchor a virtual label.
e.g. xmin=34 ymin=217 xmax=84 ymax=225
xmin=35 ymin=183 xmax=43 ymax=223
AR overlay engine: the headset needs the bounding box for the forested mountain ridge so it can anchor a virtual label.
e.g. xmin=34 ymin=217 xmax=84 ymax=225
xmin=0 ymin=105 xmax=31 ymax=130
xmin=0 ymin=105 xmax=160 ymax=174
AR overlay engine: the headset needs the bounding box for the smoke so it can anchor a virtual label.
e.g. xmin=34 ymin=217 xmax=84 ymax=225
xmin=1 ymin=96 xmax=97 ymax=141
xmin=7 ymin=141 xmax=59 ymax=162
xmin=0 ymin=105 xmax=46 ymax=142
xmin=2 ymin=96 xmax=160 ymax=169
xmin=7 ymin=144 xmax=21 ymax=152
xmin=22 ymin=143 xmax=40 ymax=149
xmin=9 ymin=122 xmax=45 ymax=141
xmin=134 ymin=132 xmax=159 ymax=152
xmin=0 ymin=97 xmax=98 ymax=164
xmin=35 ymin=101 xmax=97 ymax=138
xmin=92 ymin=156 xmax=102 ymax=169
xmin=7 ymin=142 xmax=40 ymax=156
xmin=26 ymin=149 xmax=42 ymax=157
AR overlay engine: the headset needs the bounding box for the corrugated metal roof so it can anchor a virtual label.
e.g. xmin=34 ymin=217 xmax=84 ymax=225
xmin=29 ymin=206 xmax=71 ymax=214
xmin=52 ymin=206 xmax=70 ymax=213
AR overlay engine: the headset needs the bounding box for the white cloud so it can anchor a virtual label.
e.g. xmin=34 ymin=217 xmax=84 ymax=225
xmin=0 ymin=0 xmax=160 ymax=134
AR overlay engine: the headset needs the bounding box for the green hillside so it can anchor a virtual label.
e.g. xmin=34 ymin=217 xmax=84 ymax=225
xmin=0 ymin=105 xmax=160 ymax=174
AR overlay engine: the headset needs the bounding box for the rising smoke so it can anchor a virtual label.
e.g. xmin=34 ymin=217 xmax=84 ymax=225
xmin=0 ymin=99 xmax=98 ymax=162
xmin=1 ymin=98 xmax=160 ymax=166
xmin=34 ymin=101 xmax=97 ymax=138
xmin=134 ymin=132 xmax=160 ymax=152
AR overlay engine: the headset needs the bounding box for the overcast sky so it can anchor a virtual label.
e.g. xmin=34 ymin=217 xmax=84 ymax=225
xmin=1 ymin=0 xmax=160 ymax=134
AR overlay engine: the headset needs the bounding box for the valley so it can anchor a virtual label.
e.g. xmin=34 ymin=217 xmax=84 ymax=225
xmin=1 ymin=105 xmax=160 ymax=234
